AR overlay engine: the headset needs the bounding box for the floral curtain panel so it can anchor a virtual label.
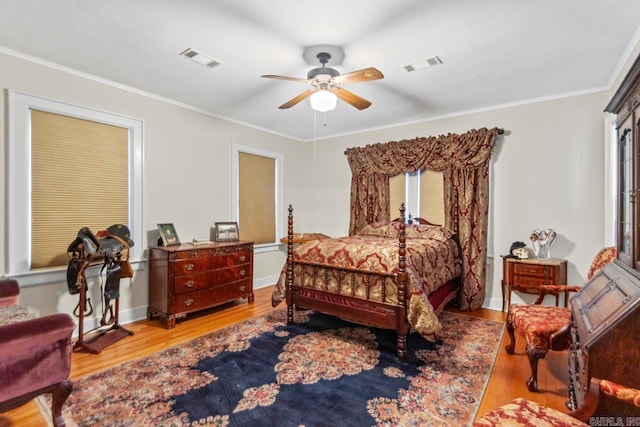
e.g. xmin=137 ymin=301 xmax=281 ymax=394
xmin=345 ymin=127 xmax=500 ymax=310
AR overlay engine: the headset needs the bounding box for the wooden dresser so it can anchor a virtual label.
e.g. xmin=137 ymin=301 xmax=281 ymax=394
xmin=502 ymin=257 xmax=567 ymax=311
xmin=148 ymin=241 xmax=254 ymax=329
xmin=567 ymin=261 xmax=640 ymax=416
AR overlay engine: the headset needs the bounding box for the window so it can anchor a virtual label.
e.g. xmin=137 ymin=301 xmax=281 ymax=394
xmin=7 ymin=91 xmax=143 ymax=286
xmin=30 ymin=110 xmax=129 ymax=269
xmin=389 ymin=170 xmax=444 ymax=224
xmin=231 ymin=143 xmax=283 ymax=251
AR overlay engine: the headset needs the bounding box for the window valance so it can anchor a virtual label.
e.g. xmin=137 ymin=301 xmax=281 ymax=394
xmin=345 ymin=127 xmax=500 ymax=310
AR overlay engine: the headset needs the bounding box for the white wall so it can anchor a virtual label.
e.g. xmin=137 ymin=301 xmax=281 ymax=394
xmin=0 ymin=51 xmax=302 ymax=325
xmin=298 ymin=92 xmax=609 ymax=310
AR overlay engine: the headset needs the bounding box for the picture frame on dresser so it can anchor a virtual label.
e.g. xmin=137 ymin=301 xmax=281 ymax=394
xmin=157 ymin=223 xmax=180 ymax=246
xmin=214 ymin=222 xmax=239 ymax=241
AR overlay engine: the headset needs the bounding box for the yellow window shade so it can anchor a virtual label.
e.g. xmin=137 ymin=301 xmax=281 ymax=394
xmin=419 ymin=169 xmax=445 ymax=225
xmin=239 ymin=152 xmax=275 ymax=244
xmin=30 ymin=109 xmax=129 ymax=269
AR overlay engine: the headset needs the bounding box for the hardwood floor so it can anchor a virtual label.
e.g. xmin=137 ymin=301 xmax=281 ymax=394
xmin=0 ymin=286 xmax=571 ymax=426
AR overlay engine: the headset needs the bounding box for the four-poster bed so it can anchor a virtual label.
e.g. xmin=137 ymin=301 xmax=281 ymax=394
xmin=272 ymin=203 xmax=462 ymax=360
xmin=272 ymin=127 xmax=500 ymax=359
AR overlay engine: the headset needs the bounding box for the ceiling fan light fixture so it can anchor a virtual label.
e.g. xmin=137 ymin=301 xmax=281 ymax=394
xmin=310 ymin=90 xmax=337 ymax=112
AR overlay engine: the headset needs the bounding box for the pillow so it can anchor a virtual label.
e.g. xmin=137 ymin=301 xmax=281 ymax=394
xmin=405 ymin=224 xmax=455 ymax=241
xmin=359 ymin=221 xmax=455 ymax=241
xmin=358 ymin=221 xmax=400 ymax=238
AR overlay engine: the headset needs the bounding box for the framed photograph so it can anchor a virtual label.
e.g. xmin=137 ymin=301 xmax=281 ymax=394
xmin=214 ymin=222 xmax=239 ymax=242
xmin=157 ymin=223 xmax=180 ymax=246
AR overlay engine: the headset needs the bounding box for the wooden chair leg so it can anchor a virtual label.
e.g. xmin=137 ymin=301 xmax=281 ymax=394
xmin=51 ymin=380 xmax=73 ymax=427
xmin=525 ymin=344 xmax=547 ymax=392
xmin=505 ymin=314 xmax=516 ymax=354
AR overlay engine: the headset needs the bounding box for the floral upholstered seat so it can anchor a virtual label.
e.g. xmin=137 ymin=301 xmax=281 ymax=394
xmin=504 ymin=247 xmax=616 ymax=392
xmin=474 ymin=397 xmax=586 ymax=426
xmin=507 ymin=304 xmax=572 ymax=351
xmin=0 ymin=305 xmax=38 ymax=325
xmin=474 ymin=377 xmax=640 ymax=426
xmin=0 ymin=278 xmax=38 ymax=325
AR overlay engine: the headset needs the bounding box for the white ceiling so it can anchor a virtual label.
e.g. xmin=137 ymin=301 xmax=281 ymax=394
xmin=1 ymin=0 xmax=639 ymax=141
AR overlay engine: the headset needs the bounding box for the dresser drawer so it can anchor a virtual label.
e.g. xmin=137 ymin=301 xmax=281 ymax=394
xmin=174 ymin=264 xmax=252 ymax=294
xmin=172 ymin=250 xmax=252 ymax=275
xmin=512 ymin=263 xmax=554 ymax=277
xmin=171 ymin=246 xmax=251 ymax=260
xmin=511 ymin=275 xmax=552 ymax=290
xmin=171 ymin=279 xmax=252 ymax=313
xmin=219 ymin=250 xmax=252 ymax=267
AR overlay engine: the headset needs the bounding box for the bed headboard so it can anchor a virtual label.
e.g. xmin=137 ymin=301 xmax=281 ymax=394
xmin=366 ymin=195 xmax=439 ymax=226
xmin=392 ymin=214 xmax=440 ymax=226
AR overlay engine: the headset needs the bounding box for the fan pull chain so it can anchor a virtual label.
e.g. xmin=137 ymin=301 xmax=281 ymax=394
xmin=313 ymin=110 xmax=318 ymax=159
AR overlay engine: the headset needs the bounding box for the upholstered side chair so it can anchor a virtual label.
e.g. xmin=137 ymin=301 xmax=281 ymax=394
xmin=504 ymin=247 xmax=617 ymax=392
xmin=474 ymin=376 xmax=640 ymax=426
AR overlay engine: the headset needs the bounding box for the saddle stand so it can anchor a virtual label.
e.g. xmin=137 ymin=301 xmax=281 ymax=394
xmin=67 ymin=225 xmax=135 ymax=354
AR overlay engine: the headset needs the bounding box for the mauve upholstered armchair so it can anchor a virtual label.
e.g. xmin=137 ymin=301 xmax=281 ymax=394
xmin=0 ymin=278 xmax=75 ymax=427
xmin=0 ymin=278 xmax=20 ymax=308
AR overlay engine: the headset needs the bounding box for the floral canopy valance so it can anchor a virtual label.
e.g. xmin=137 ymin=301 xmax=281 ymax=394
xmin=345 ymin=127 xmax=500 ymax=310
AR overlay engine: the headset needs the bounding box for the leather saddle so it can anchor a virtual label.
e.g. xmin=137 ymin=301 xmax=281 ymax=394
xmin=66 ymin=224 xmax=135 ymax=323
xmin=67 ymin=224 xmax=134 ymax=258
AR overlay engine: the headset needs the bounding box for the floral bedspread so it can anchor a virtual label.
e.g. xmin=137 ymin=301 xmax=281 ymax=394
xmin=272 ymin=221 xmax=462 ymax=340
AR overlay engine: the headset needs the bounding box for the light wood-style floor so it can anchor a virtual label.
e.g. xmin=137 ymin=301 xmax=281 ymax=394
xmin=0 ymin=286 xmax=571 ymax=426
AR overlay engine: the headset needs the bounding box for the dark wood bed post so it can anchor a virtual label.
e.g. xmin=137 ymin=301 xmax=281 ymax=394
xmin=397 ymin=203 xmax=408 ymax=361
xmin=286 ymin=205 xmax=294 ymax=324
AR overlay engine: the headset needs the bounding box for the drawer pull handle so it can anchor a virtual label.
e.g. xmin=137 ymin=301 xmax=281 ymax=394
xmin=240 ymin=269 xmax=246 ymax=276
xmin=240 ymin=256 xmax=246 ymax=262
xmin=239 ymin=285 xmax=246 ymax=292
xmin=185 ymin=263 xmax=195 ymax=271
xmin=185 ymin=280 xmax=195 ymax=288
xmin=184 ymin=298 xmax=194 ymax=306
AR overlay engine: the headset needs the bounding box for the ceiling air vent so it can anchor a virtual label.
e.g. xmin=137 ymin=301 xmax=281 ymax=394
xmin=179 ymin=48 xmax=221 ymax=68
xmin=404 ymin=56 xmax=442 ymax=72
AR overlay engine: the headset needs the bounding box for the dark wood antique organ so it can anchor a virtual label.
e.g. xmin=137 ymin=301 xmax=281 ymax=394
xmin=568 ymin=51 xmax=640 ymax=416
xmin=567 ymin=262 xmax=640 ymax=416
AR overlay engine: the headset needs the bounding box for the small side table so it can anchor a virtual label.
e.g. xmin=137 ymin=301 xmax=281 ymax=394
xmin=502 ymin=256 xmax=568 ymax=312
xmin=280 ymin=233 xmax=330 ymax=244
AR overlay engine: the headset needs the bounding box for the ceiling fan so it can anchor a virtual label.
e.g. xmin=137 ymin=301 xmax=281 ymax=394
xmin=261 ymin=52 xmax=384 ymax=111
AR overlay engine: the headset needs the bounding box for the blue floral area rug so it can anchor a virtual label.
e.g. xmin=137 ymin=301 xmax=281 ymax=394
xmin=57 ymin=309 xmax=503 ymax=426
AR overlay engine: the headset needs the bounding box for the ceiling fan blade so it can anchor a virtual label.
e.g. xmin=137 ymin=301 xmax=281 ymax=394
xmin=332 ymin=67 xmax=384 ymax=85
xmin=261 ymin=74 xmax=309 ymax=83
xmin=333 ymin=87 xmax=372 ymax=110
xmin=278 ymin=89 xmax=315 ymax=109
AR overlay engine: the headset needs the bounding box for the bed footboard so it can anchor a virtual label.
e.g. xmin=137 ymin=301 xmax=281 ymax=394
xmin=285 ymin=204 xmax=410 ymax=361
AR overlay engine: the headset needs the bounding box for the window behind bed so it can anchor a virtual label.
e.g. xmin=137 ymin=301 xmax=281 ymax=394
xmin=390 ymin=170 xmax=444 ymax=224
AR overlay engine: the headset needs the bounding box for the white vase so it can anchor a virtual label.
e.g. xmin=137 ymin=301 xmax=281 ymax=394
xmin=531 ymin=229 xmax=556 ymax=259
